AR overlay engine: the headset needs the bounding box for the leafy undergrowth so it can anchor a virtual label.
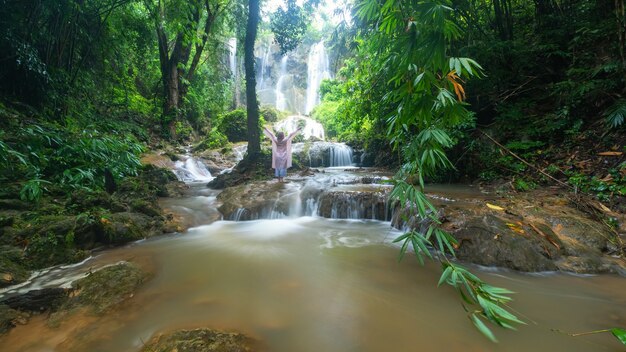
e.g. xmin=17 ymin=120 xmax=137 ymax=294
xmin=459 ymin=123 xmax=625 ymax=212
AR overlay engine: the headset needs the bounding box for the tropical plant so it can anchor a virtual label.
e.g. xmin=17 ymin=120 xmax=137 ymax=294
xmin=352 ymin=0 xmax=522 ymax=342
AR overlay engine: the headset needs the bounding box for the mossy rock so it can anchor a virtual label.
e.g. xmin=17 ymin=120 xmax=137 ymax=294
xmin=207 ymin=151 xmax=273 ymax=190
xmin=0 ymin=304 xmax=18 ymax=334
xmin=140 ymin=328 xmax=258 ymax=352
xmin=99 ymin=212 xmax=160 ymax=244
xmin=24 ymin=232 xmax=89 ymax=269
xmin=66 ymin=189 xmax=125 ymax=213
xmin=69 ymin=262 xmax=146 ymax=315
xmin=0 ymin=246 xmax=30 ymax=288
xmin=130 ymin=199 xmax=162 ymax=217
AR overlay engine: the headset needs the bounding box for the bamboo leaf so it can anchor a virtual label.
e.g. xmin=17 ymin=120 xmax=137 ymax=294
xmin=470 ymin=313 xmax=498 ymax=343
xmin=611 ymin=328 xmax=626 ymax=345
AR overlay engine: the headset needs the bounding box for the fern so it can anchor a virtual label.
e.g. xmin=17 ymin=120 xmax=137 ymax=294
xmin=606 ymin=100 xmax=626 ymax=128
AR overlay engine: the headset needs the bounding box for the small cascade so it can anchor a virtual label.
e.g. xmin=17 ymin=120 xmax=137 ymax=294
xmin=275 ymin=56 xmax=289 ymax=111
xmin=218 ymin=169 xmax=393 ymax=221
xmin=329 ymin=143 xmax=353 ymax=167
xmin=305 ymin=41 xmax=331 ymax=114
xmin=274 ymin=116 xmax=325 ymax=140
xmin=220 ymin=144 xmax=248 ymax=175
xmin=232 ymin=144 xmax=248 ymax=162
xmin=292 ymin=141 xmax=354 ymax=167
xmin=174 ymin=157 xmax=214 ymax=182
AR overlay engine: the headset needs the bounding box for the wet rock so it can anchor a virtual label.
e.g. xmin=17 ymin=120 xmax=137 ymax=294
xmin=1 ymin=288 xmax=69 ymax=312
xmin=0 ymin=304 xmax=18 ymax=333
xmin=451 ymin=215 xmax=559 ymax=272
xmin=100 ymin=212 xmax=161 ymax=244
xmin=208 ymin=151 xmax=273 ymax=190
xmin=411 ymin=190 xmax=626 ymax=274
xmin=68 ymin=262 xmax=146 ymax=315
xmin=218 ymin=183 xmax=283 ymax=220
xmin=317 ymin=191 xmax=391 ymax=220
xmin=140 ymin=328 xmax=258 ymax=352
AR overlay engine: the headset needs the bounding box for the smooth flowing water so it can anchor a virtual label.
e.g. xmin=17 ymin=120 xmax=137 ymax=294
xmin=1 ymin=171 xmax=625 ymax=352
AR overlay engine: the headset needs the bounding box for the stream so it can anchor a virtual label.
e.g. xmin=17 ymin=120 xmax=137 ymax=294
xmin=1 ymin=165 xmax=625 ymax=352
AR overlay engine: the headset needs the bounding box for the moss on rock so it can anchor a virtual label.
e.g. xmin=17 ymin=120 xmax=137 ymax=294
xmin=0 ymin=246 xmax=29 ymax=288
xmin=140 ymin=328 xmax=257 ymax=352
xmin=68 ymin=262 xmax=146 ymax=315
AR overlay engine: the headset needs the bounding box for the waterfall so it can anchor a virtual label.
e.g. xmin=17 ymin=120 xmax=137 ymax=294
xmin=329 ymin=143 xmax=353 ymax=167
xmin=275 ymin=56 xmax=288 ymax=111
xmin=305 ymin=41 xmax=331 ymax=115
xmin=258 ymin=43 xmax=272 ymax=90
xmin=292 ymin=141 xmax=354 ymax=167
xmin=173 ymin=157 xmax=214 ymax=182
xmin=228 ymin=38 xmax=237 ymax=76
xmin=274 ymin=116 xmax=325 ymax=140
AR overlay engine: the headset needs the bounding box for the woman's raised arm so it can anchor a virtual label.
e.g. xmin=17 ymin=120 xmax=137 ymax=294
xmin=263 ymin=126 xmax=277 ymax=143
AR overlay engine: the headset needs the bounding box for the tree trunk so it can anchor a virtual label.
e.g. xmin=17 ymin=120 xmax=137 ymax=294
xmin=244 ymin=0 xmax=261 ymax=159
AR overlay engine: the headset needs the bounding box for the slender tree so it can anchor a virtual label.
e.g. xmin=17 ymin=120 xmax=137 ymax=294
xmin=243 ymin=0 xmax=261 ymax=159
xmin=144 ymin=0 xmax=223 ymax=137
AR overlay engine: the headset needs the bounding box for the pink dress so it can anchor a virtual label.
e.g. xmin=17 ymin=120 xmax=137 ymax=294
xmin=263 ymin=128 xmax=299 ymax=170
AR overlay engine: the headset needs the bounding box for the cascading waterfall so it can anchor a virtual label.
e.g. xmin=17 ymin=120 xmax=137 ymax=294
xmin=258 ymin=43 xmax=272 ymax=90
xmin=228 ymin=38 xmax=237 ymax=76
xmin=305 ymin=41 xmax=331 ymax=115
xmin=275 ymin=56 xmax=288 ymax=111
xmin=329 ymin=143 xmax=353 ymax=167
xmin=173 ymin=157 xmax=214 ymax=182
xmin=221 ymin=170 xmax=392 ymax=221
xmin=292 ymin=141 xmax=354 ymax=167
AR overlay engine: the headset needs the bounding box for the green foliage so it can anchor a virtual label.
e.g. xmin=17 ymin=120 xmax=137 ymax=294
xmin=0 ymin=122 xmax=144 ymax=200
xmin=513 ymin=178 xmax=536 ymax=192
xmin=194 ymin=129 xmax=230 ymax=151
xmin=612 ymin=328 xmax=626 ymax=345
xmin=217 ymin=109 xmax=248 ymax=142
xmin=216 ymin=109 xmax=265 ymax=143
xmin=605 ymin=100 xmax=626 ymax=128
xmin=260 ymin=106 xmax=284 ymax=122
xmin=270 ymin=0 xmax=308 ymax=54
xmin=567 ymin=166 xmax=626 ymax=202
xmin=349 ymin=0 xmax=522 ymax=341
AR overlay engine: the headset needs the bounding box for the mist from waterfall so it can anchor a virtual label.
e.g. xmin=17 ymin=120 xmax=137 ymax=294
xmin=275 ymin=56 xmax=288 ymax=111
xmin=274 ymin=115 xmax=325 ymax=140
xmin=305 ymin=41 xmax=331 ymax=115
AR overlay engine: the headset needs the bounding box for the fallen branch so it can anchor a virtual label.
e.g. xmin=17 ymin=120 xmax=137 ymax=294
xmin=478 ymin=130 xmax=572 ymax=189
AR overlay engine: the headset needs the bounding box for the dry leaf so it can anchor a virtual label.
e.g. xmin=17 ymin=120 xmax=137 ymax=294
xmin=486 ymin=203 xmax=505 ymax=211
xmin=597 ymin=202 xmax=612 ymax=213
xmin=597 ymin=151 xmax=623 ymax=156
xmin=506 ymin=222 xmax=525 ymax=234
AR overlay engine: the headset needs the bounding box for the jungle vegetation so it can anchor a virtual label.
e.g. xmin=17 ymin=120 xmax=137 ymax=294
xmin=0 ymin=0 xmax=625 ymax=344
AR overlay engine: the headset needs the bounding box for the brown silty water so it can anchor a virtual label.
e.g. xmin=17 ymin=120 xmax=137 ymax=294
xmin=1 ymin=167 xmax=625 ymax=352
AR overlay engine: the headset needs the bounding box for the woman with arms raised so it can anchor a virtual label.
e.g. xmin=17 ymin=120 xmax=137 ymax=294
xmin=263 ymin=126 xmax=302 ymax=183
